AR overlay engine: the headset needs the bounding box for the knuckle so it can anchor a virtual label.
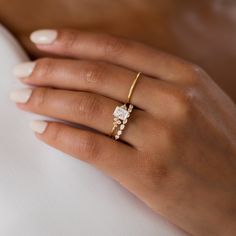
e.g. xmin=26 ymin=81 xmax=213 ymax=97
xmin=138 ymin=153 xmax=169 ymax=186
xmin=147 ymin=163 xmax=169 ymax=185
xmin=58 ymin=30 xmax=79 ymax=50
xmin=34 ymin=58 xmax=55 ymax=78
xmin=82 ymin=62 xmax=106 ymax=85
xmin=79 ymin=133 xmax=100 ymax=163
xmin=48 ymin=123 xmax=64 ymax=143
xmin=32 ymin=88 xmax=50 ymax=108
xmin=171 ymin=88 xmax=197 ymax=120
xmin=99 ymin=34 xmax=128 ymax=57
xmin=189 ymin=64 xmax=205 ymax=75
xmin=186 ymin=64 xmax=207 ymax=85
xmin=71 ymin=94 xmax=102 ymax=121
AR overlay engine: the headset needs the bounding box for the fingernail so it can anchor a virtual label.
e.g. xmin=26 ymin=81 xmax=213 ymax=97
xmin=10 ymin=88 xmax=33 ymax=103
xmin=13 ymin=62 xmax=36 ymax=77
xmin=30 ymin=29 xmax=58 ymax=45
xmin=30 ymin=120 xmax=48 ymax=134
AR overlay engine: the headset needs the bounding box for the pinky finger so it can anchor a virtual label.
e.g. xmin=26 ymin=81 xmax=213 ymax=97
xmin=30 ymin=121 xmax=137 ymax=178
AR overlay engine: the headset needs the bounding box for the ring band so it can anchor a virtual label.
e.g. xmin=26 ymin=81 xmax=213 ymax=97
xmin=127 ymin=72 xmax=141 ymax=104
xmin=110 ymin=72 xmax=142 ymax=140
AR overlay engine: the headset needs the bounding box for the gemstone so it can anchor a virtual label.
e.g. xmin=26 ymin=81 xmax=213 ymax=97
xmin=115 ymin=135 xmax=119 ymax=140
xmin=120 ymin=124 xmax=125 ymax=130
xmin=128 ymin=104 xmax=133 ymax=111
xmin=113 ymin=106 xmax=129 ymax=121
xmin=117 ymin=130 xmax=122 ymax=135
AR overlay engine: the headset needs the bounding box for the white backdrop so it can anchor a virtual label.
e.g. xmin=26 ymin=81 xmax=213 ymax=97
xmin=0 ymin=24 xmax=188 ymax=236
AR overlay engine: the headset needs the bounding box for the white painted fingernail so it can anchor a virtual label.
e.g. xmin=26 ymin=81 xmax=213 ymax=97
xmin=10 ymin=88 xmax=33 ymax=103
xmin=30 ymin=120 xmax=48 ymax=134
xmin=30 ymin=29 xmax=58 ymax=44
xmin=13 ymin=62 xmax=36 ymax=77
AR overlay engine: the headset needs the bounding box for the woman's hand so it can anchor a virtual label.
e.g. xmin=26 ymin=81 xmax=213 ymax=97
xmin=11 ymin=29 xmax=236 ymax=236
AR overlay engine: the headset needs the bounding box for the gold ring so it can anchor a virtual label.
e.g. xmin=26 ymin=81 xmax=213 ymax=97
xmin=110 ymin=72 xmax=142 ymax=140
xmin=127 ymin=71 xmax=141 ymax=104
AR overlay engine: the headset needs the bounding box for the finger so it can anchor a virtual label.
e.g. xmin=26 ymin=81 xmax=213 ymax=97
xmin=15 ymin=58 xmax=167 ymax=112
xmin=30 ymin=29 xmax=196 ymax=83
xmin=11 ymin=87 xmax=150 ymax=148
xmin=30 ymin=121 xmax=138 ymax=180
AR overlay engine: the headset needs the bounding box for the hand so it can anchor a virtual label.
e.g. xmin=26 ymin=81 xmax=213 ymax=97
xmin=11 ymin=29 xmax=236 ymax=236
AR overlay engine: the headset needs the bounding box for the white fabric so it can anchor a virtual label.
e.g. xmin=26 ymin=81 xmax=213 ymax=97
xmin=0 ymin=24 xmax=188 ymax=236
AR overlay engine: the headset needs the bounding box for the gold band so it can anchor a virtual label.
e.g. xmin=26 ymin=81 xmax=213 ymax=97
xmin=110 ymin=126 xmax=116 ymax=136
xmin=127 ymin=72 xmax=142 ymax=104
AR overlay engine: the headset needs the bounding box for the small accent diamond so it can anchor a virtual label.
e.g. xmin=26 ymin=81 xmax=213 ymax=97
xmin=120 ymin=124 xmax=125 ymax=130
xmin=117 ymin=130 xmax=122 ymax=135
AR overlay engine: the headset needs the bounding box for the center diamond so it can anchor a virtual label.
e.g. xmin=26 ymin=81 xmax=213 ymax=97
xmin=113 ymin=106 xmax=129 ymax=121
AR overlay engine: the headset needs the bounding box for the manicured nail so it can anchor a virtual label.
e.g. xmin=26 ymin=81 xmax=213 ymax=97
xmin=30 ymin=120 xmax=48 ymax=134
xmin=30 ymin=29 xmax=58 ymax=45
xmin=10 ymin=88 xmax=33 ymax=103
xmin=13 ymin=62 xmax=36 ymax=77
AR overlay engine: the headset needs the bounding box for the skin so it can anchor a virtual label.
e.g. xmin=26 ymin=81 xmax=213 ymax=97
xmin=1 ymin=0 xmax=236 ymax=101
xmin=12 ymin=29 xmax=236 ymax=236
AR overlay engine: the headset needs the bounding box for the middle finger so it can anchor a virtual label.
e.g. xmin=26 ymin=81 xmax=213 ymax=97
xmin=14 ymin=58 xmax=165 ymax=113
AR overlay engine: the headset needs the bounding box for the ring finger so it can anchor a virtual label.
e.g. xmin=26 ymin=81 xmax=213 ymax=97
xmin=10 ymin=87 xmax=153 ymax=148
